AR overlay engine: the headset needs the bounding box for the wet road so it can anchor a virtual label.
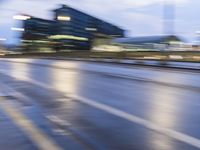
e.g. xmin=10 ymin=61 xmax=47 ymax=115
xmin=0 ymin=58 xmax=200 ymax=150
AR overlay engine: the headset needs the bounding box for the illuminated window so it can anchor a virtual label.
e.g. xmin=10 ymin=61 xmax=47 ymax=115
xmin=49 ymin=35 xmax=88 ymax=41
xmin=57 ymin=16 xmax=71 ymax=21
xmin=85 ymin=28 xmax=97 ymax=31
xmin=13 ymin=15 xmax=31 ymax=20
xmin=11 ymin=27 xmax=25 ymax=31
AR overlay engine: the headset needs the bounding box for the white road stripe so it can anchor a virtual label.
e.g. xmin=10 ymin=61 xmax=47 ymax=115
xmin=69 ymin=94 xmax=200 ymax=149
xmin=1 ymin=71 xmax=200 ymax=149
xmin=0 ymin=97 xmax=63 ymax=150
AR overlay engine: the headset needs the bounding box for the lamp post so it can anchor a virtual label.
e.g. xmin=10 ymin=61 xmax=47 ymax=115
xmin=163 ymin=0 xmax=175 ymax=35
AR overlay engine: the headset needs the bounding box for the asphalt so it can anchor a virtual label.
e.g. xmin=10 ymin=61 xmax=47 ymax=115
xmin=0 ymin=58 xmax=200 ymax=150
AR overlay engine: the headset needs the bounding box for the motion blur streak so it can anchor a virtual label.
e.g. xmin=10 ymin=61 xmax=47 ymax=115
xmin=1 ymin=0 xmax=200 ymax=149
xmin=0 ymin=59 xmax=200 ymax=149
xmin=0 ymin=96 xmax=63 ymax=150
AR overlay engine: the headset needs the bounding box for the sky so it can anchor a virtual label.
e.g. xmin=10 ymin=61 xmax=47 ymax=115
xmin=0 ymin=0 xmax=199 ymax=44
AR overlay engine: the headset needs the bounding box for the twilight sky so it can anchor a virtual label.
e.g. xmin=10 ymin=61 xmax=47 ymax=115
xmin=0 ymin=0 xmax=199 ymax=44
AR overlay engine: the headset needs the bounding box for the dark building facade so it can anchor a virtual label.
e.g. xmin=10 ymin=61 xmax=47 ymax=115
xmin=22 ymin=17 xmax=55 ymax=40
xmin=22 ymin=4 xmax=124 ymax=50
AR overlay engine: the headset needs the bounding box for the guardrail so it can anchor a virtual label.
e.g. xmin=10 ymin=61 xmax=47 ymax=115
xmin=2 ymin=51 xmax=200 ymax=62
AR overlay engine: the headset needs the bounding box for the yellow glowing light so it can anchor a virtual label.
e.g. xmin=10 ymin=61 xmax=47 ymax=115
xmin=49 ymin=35 xmax=88 ymax=41
xmin=22 ymin=40 xmax=49 ymax=43
xmin=192 ymin=56 xmax=200 ymax=60
xmin=143 ymin=56 xmax=161 ymax=60
xmin=13 ymin=15 xmax=31 ymax=20
xmin=11 ymin=27 xmax=25 ymax=31
xmin=169 ymin=55 xmax=183 ymax=60
xmin=57 ymin=16 xmax=71 ymax=21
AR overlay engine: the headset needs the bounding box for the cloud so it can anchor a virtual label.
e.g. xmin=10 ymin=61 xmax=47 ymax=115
xmin=0 ymin=0 xmax=195 ymax=43
xmin=1 ymin=0 xmax=189 ymax=16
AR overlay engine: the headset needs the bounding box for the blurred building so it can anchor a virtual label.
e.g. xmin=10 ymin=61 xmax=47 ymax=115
xmin=21 ymin=17 xmax=55 ymax=51
xmin=112 ymin=35 xmax=183 ymax=51
xmin=23 ymin=17 xmax=55 ymax=40
xmin=21 ymin=4 xmax=124 ymax=51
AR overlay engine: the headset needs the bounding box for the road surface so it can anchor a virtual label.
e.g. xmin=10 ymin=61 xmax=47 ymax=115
xmin=0 ymin=58 xmax=200 ymax=150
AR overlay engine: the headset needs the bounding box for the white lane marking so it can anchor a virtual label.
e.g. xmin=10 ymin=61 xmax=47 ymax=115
xmin=69 ymin=95 xmax=200 ymax=149
xmin=0 ymin=97 xmax=63 ymax=150
xmin=53 ymin=129 xmax=71 ymax=136
xmin=46 ymin=115 xmax=71 ymax=126
xmin=1 ymin=71 xmax=200 ymax=149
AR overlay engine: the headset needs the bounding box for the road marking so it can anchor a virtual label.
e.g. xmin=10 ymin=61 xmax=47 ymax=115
xmin=69 ymin=94 xmax=200 ymax=149
xmin=1 ymin=70 xmax=200 ymax=148
xmin=0 ymin=97 xmax=63 ymax=150
xmin=46 ymin=115 xmax=71 ymax=127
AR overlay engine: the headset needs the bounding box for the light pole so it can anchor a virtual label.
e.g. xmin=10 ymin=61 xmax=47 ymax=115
xmin=163 ymin=0 xmax=175 ymax=35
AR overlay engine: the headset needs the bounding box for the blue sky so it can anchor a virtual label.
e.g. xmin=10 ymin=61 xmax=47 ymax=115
xmin=0 ymin=0 xmax=199 ymax=44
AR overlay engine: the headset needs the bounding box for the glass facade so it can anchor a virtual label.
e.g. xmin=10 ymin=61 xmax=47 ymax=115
xmin=22 ymin=4 xmax=124 ymax=50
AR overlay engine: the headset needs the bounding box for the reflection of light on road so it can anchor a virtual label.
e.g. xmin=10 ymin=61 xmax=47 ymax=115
xmin=149 ymin=74 xmax=179 ymax=150
xmin=151 ymin=88 xmax=177 ymax=127
xmin=51 ymin=66 xmax=82 ymax=124
xmin=169 ymin=55 xmax=183 ymax=60
xmin=10 ymin=61 xmax=30 ymax=81
xmin=52 ymin=62 xmax=81 ymax=94
xmin=150 ymin=133 xmax=173 ymax=150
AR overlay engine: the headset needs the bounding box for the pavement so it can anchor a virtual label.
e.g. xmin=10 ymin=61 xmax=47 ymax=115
xmin=0 ymin=58 xmax=200 ymax=150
